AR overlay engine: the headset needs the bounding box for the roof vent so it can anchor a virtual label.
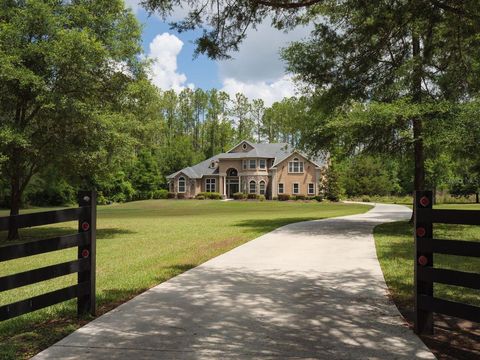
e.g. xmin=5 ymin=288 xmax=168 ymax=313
xmin=242 ymin=143 xmax=248 ymax=150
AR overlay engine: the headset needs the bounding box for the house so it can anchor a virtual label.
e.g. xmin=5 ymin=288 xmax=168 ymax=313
xmin=166 ymin=140 xmax=327 ymax=199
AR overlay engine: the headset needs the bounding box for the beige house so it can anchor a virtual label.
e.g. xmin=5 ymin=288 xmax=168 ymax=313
xmin=166 ymin=140 xmax=327 ymax=199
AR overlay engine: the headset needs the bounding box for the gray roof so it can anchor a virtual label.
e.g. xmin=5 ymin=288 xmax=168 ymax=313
xmin=166 ymin=141 xmax=326 ymax=179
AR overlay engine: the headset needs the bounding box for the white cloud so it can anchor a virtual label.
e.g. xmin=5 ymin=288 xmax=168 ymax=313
xmin=218 ymin=19 xmax=311 ymax=105
xmin=221 ymin=76 xmax=296 ymax=107
xmin=147 ymin=33 xmax=193 ymax=91
xmin=218 ymin=20 xmax=311 ymax=83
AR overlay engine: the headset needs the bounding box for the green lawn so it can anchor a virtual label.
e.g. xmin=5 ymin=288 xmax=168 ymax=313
xmin=0 ymin=199 xmax=370 ymax=359
xmin=374 ymin=203 xmax=480 ymax=312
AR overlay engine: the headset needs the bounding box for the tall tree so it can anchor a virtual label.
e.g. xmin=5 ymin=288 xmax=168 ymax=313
xmin=282 ymin=1 xmax=480 ymax=195
xmin=0 ymin=0 xmax=143 ymax=239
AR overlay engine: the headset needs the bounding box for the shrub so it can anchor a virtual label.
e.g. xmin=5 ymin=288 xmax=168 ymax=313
xmin=258 ymin=194 xmax=266 ymax=201
xmin=362 ymin=196 xmax=371 ymax=202
xmin=272 ymin=196 xmax=278 ymax=201
xmin=167 ymin=192 xmax=176 ymax=199
xmin=247 ymin=193 xmax=257 ymax=200
xmin=295 ymin=194 xmax=306 ymax=201
xmin=152 ymin=189 xmax=168 ymax=199
xmin=207 ymin=192 xmax=222 ymax=200
xmin=278 ymin=194 xmax=290 ymax=201
xmin=233 ymin=192 xmax=246 ymax=200
xmin=197 ymin=192 xmax=222 ymax=200
xmin=196 ymin=195 xmax=205 ymax=200
xmin=96 ymin=192 xmax=111 ymax=205
xmin=315 ymin=195 xmax=323 ymax=202
xmin=177 ymin=193 xmax=186 ymax=199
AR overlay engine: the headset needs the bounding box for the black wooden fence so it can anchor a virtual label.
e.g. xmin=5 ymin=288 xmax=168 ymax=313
xmin=414 ymin=190 xmax=480 ymax=334
xmin=0 ymin=191 xmax=96 ymax=321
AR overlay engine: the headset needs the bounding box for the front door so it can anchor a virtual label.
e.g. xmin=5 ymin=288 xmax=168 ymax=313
xmin=228 ymin=183 xmax=239 ymax=197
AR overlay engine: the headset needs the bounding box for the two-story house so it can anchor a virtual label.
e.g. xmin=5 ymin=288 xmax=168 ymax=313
xmin=166 ymin=140 xmax=327 ymax=199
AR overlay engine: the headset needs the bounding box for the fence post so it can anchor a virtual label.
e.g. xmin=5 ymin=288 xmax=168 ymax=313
xmin=77 ymin=190 xmax=96 ymax=317
xmin=414 ymin=190 xmax=433 ymax=334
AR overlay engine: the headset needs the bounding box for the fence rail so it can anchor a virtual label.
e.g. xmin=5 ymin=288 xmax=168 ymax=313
xmin=0 ymin=191 xmax=96 ymax=321
xmin=414 ymin=190 xmax=480 ymax=334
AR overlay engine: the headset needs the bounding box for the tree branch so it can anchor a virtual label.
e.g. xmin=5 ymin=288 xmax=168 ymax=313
xmin=252 ymin=0 xmax=324 ymax=9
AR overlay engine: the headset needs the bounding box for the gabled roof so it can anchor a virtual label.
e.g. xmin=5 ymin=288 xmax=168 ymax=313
xmin=166 ymin=157 xmax=219 ymax=179
xmin=166 ymin=141 xmax=327 ymax=179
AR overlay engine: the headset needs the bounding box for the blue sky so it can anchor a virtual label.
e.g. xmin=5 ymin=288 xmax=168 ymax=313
xmin=126 ymin=1 xmax=312 ymax=105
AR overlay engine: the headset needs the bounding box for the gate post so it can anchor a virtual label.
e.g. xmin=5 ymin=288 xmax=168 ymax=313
xmin=414 ymin=190 xmax=433 ymax=334
xmin=77 ymin=191 xmax=96 ymax=317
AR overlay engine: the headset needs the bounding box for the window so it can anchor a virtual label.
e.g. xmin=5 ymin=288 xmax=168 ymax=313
xmin=259 ymin=180 xmax=266 ymax=195
xmin=308 ymin=183 xmax=315 ymax=195
xmin=210 ymin=161 xmax=216 ymax=169
xmin=178 ymin=177 xmax=186 ymax=193
xmin=206 ymin=178 xmax=216 ymax=192
xmin=243 ymin=160 xmax=247 ymax=170
xmin=259 ymin=159 xmax=266 ymax=169
xmin=249 ymin=180 xmax=256 ymax=194
xmin=249 ymin=159 xmax=256 ymax=169
xmin=242 ymin=142 xmax=248 ymax=150
xmin=278 ymin=183 xmax=284 ymax=194
xmin=288 ymin=157 xmax=304 ymax=173
xmin=292 ymin=183 xmax=300 ymax=195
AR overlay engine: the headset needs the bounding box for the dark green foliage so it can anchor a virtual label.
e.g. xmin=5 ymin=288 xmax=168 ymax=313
xmin=152 ymin=189 xmax=169 ymax=199
xmin=340 ymin=156 xmax=399 ymax=197
xmin=197 ymin=192 xmax=222 ymax=200
xmin=278 ymin=194 xmax=290 ymax=201
xmin=295 ymin=195 xmax=306 ymax=200
xmin=167 ymin=192 xmax=176 ymax=199
xmin=315 ymin=195 xmax=323 ymax=202
xmin=176 ymin=193 xmax=186 ymax=199
xmin=247 ymin=193 xmax=257 ymax=200
xmin=257 ymin=194 xmax=266 ymax=201
xmin=25 ymin=174 xmax=76 ymax=207
xmin=322 ymin=164 xmax=343 ymax=202
xmin=233 ymin=192 xmax=246 ymax=200
xmin=129 ymin=151 xmax=163 ymax=200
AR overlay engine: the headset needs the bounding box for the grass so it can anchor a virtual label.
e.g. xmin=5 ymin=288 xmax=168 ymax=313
xmin=0 ymin=199 xmax=370 ymax=359
xmin=374 ymin=203 xmax=480 ymax=311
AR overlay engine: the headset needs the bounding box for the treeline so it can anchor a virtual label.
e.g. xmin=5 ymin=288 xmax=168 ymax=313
xmin=1 ymin=85 xmax=306 ymax=207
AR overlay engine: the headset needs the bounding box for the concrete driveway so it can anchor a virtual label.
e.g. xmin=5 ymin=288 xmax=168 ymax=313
xmin=34 ymin=203 xmax=435 ymax=359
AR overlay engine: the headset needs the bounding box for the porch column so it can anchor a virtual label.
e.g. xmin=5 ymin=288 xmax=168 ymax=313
xmin=223 ymin=176 xmax=226 ymax=197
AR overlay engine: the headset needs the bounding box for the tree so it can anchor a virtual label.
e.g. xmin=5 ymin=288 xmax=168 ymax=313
xmin=0 ymin=0 xmax=143 ymax=239
xmin=281 ymin=2 xmax=480 ymax=198
xmin=143 ymin=1 xmax=479 ymax=59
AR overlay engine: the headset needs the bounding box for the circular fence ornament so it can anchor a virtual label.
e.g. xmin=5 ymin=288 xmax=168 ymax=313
xmin=81 ymin=222 xmax=90 ymax=231
xmin=416 ymin=227 xmax=426 ymax=237
xmin=419 ymin=196 xmax=430 ymax=207
xmin=81 ymin=249 xmax=90 ymax=258
xmin=418 ymin=255 xmax=428 ymax=266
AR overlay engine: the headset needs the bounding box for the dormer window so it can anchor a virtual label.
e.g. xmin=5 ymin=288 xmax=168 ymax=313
xmin=210 ymin=160 xmax=216 ymax=169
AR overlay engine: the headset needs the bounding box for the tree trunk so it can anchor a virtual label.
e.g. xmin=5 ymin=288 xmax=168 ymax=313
xmin=7 ymin=176 xmax=21 ymax=240
xmin=410 ymin=30 xmax=425 ymax=222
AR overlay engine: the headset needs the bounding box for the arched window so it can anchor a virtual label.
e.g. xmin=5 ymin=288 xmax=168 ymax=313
xmin=249 ymin=180 xmax=256 ymax=194
xmin=178 ymin=176 xmax=186 ymax=193
xmin=259 ymin=180 xmax=266 ymax=195
xmin=227 ymin=168 xmax=238 ymax=177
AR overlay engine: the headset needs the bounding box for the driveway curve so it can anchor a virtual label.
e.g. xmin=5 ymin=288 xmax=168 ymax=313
xmin=35 ymin=203 xmax=434 ymax=359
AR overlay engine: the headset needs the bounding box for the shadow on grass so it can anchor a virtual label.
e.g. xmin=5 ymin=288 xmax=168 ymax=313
xmin=233 ymin=217 xmax=319 ymax=233
xmin=0 ymin=227 xmax=136 ymax=244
